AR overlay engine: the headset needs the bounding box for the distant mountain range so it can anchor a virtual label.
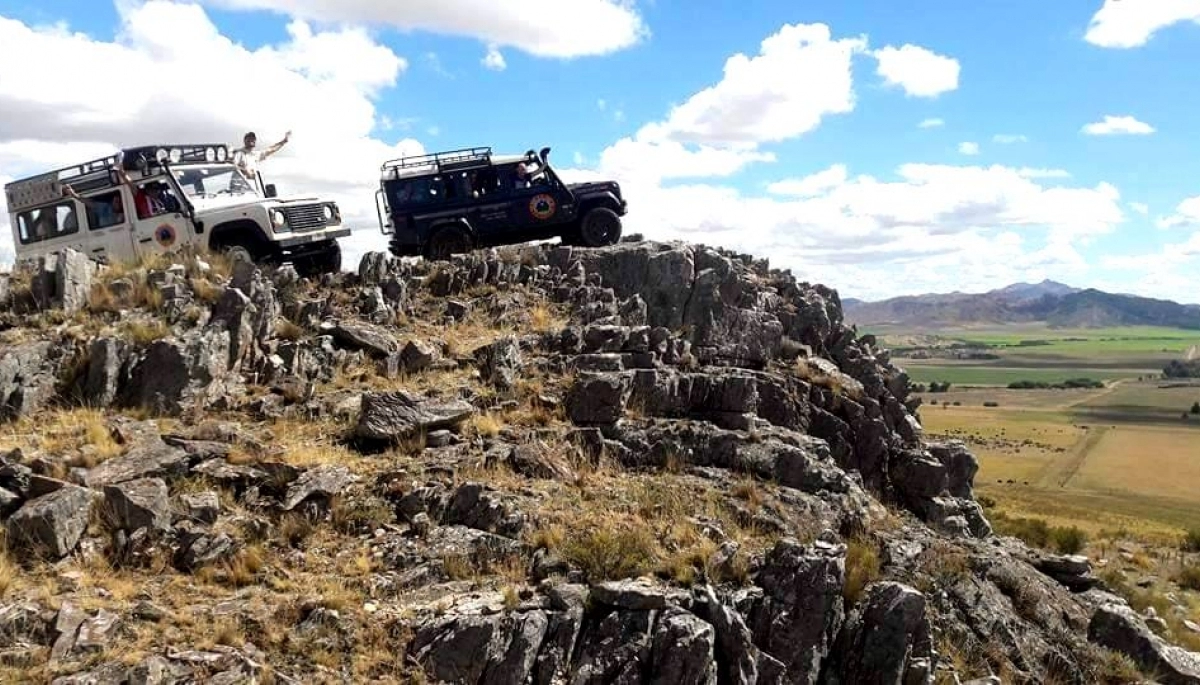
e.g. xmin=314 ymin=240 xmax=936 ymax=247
xmin=843 ymin=279 xmax=1200 ymax=329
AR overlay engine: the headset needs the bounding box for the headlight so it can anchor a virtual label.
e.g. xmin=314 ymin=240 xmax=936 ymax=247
xmin=323 ymin=205 xmax=334 ymax=222
xmin=272 ymin=210 xmax=286 ymax=228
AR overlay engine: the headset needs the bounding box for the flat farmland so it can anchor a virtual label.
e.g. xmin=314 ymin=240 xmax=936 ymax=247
xmin=903 ymin=362 xmax=1139 ymax=387
xmin=917 ymin=391 xmax=1200 ymax=537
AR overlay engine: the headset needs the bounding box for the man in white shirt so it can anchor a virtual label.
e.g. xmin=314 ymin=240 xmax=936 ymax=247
xmin=232 ymin=130 xmax=291 ymax=183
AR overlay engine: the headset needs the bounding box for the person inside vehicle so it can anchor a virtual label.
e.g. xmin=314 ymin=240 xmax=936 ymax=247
xmin=62 ymin=183 xmax=125 ymax=227
xmin=233 ymin=130 xmax=291 ymax=183
xmin=133 ymin=180 xmax=179 ymax=218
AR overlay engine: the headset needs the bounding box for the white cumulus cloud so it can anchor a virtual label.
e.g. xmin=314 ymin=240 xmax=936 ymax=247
xmin=958 ymin=141 xmax=980 ymax=155
xmin=1130 ymin=202 xmax=1150 ymax=215
xmin=645 ymin=23 xmax=868 ymax=147
xmin=1082 ymin=115 xmax=1156 ymax=135
xmin=198 ymin=0 xmax=649 ymax=58
xmin=1017 ymin=168 xmax=1072 ymax=179
xmin=482 ymin=45 xmax=506 ymax=71
xmin=1157 ymin=195 xmax=1200 ymax=229
xmin=873 ymin=44 xmax=960 ymax=98
xmin=1085 ymin=0 xmax=1200 ymax=48
xmin=918 ymin=118 xmax=945 ymax=129
xmin=993 ymin=133 xmax=1028 ymax=144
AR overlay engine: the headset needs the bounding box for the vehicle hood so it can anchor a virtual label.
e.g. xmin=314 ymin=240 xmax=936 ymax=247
xmin=188 ymin=194 xmax=323 ymax=213
xmin=567 ymin=181 xmax=622 ymax=196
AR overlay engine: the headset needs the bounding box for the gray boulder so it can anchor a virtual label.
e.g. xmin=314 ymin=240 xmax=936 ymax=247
xmin=84 ymin=439 xmax=189 ymax=488
xmin=355 ymin=390 xmax=474 ymax=441
xmin=103 ymin=478 xmax=171 ymax=531
xmin=1089 ymin=603 xmax=1200 ymax=684
xmin=825 ymin=582 xmax=932 ymax=685
xmin=565 ymin=373 xmax=631 ymax=425
xmin=5 ymin=486 xmax=97 ymax=559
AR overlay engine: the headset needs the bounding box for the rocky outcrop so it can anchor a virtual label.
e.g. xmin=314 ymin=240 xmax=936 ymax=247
xmin=0 ymin=241 xmax=1194 ymax=684
xmin=1090 ymin=603 xmax=1200 ymax=684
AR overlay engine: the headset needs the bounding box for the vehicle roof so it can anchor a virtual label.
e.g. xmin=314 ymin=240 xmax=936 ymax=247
xmin=5 ymin=143 xmax=231 ymax=213
xmin=380 ymin=146 xmax=543 ymax=181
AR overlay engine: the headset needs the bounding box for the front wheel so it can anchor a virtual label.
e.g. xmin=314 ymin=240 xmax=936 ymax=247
xmin=578 ymin=208 xmax=623 ymax=248
xmin=424 ymin=226 xmax=473 ymax=261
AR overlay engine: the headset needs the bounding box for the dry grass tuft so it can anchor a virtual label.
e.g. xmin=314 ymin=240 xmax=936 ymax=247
xmin=843 ymin=535 xmax=882 ymax=604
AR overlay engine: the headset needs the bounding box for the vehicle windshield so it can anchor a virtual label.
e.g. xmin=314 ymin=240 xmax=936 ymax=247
xmin=170 ymin=164 xmax=259 ymax=199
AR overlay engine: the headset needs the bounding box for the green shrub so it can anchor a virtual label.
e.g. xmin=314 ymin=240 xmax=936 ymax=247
xmin=1182 ymin=528 xmax=1200 ymax=553
xmin=992 ymin=514 xmax=1050 ymax=548
xmin=1050 ymin=526 xmax=1087 ymax=555
xmin=1176 ymin=565 xmax=1200 ymax=592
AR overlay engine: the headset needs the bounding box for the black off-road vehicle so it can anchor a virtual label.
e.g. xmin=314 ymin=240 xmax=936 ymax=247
xmin=375 ymin=146 xmax=627 ymax=259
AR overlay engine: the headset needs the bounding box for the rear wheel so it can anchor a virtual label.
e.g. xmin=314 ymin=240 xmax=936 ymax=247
xmin=424 ymin=226 xmax=473 ymax=261
xmin=578 ymin=208 xmax=622 ymax=248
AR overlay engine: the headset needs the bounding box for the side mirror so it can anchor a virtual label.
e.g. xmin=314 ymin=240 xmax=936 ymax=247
xmin=264 ymin=184 xmax=277 ymax=198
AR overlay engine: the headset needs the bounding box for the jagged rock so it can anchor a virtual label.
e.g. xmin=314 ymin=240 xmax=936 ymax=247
xmin=50 ymin=601 xmax=87 ymax=661
xmin=475 ymin=336 xmax=522 ymax=390
xmin=0 ymin=341 xmax=59 ymax=420
xmin=103 ymin=478 xmax=171 ymax=531
xmin=748 ymin=538 xmax=846 ymax=683
xmin=177 ymin=491 xmax=221 ymax=525
xmin=1089 ymin=603 xmax=1200 ymax=684
xmin=571 ymin=606 xmax=656 ymax=683
xmin=83 ymin=338 xmax=128 ymax=408
xmin=400 ymin=339 xmax=441 ymax=373
xmin=5 ymin=486 xmax=97 ymax=559
xmin=649 ymin=606 xmax=718 ymax=685
xmin=55 ymin=248 xmax=97 ymax=314
xmin=280 ymin=464 xmax=355 ymax=512
xmin=444 ymin=482 xmax=524 ymax=538
xmin=118 ymin=329 xmax=237 ymax=416
xmin=411 ymin=611 xmax=549 ymax=684
xmin=825 ymin=582 xmax=932 ymax=685
xmin=1035 ymin=554 xmax=1099 ymax=592
xmin=74 ymin=609 xmax=120 ymax=653
xmin=508 ymin=444 xmax=576 ymax=482
xmin=0 ymin=486 xmax=19 ymax=517
xmin=327 ymin=321 xmax=398 ymax=358
xmin=173 ymin=522 xmax=240 ymax=571
xmin=565 ymin=373 xmax=631 ymax=425
xmin=84 ymin=439 xmax=189 ymax=488
xmin=354 ymin=390 xmax=474 ymax=441
xmin=591 ymin=579 xmax=674 ymax=611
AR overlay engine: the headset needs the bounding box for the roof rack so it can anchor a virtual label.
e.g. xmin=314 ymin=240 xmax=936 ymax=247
xmin=4 ymin=151 xmax=124 ymax=213
xmin=380 ymin=147 xmax=493 ymax=176
xmin=120 ymin=143 xmax=231 ymax=170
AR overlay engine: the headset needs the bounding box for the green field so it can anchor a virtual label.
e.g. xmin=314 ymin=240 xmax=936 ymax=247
xmin=900 ymin=324 xmax=1200 ymax=540
xmin=904 ymin=364 xmax=1139 ymax=386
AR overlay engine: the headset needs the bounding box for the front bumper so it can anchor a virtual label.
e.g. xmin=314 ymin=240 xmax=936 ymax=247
xmin=277 ymin=227 xmax=351 ymax=249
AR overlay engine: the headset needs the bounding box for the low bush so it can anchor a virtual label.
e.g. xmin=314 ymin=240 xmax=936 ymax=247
xmin=1182 ymin=528 xmax=1200 ymax=553
xmin=1176 ymin=564 xmax=1200 ymax=592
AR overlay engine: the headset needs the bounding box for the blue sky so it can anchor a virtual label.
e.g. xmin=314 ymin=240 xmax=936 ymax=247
xmin=1 ymin=0 xmax=1199 ymax=301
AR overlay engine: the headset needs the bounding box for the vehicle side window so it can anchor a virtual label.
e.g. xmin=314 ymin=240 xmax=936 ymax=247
xmin=86 ymin=190 xmax=124 ymax=229
xmin=16 ymin=202 xmax=79 ymax=244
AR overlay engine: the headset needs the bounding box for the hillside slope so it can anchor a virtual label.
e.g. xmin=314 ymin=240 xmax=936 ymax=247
xmin=0 ymin=241 xmax=1193 ymax=683
xmin=845 ymin=280 xmax=1200 ymax=329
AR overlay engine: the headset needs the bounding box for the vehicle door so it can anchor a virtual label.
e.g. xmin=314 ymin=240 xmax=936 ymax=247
xmin=456 ymin=169 xmax=508 ymax=238
xmin=502 ymin=163 xmax=571 ymax=237
xmin=127 ymin=179 xmax=194 ymax=259
xmin=61 ymin=188 xmax=138 ymax=264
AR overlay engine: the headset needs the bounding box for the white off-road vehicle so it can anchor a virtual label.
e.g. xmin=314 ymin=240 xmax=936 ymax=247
xmin=4 ymin=143 xmax=349 ymax=275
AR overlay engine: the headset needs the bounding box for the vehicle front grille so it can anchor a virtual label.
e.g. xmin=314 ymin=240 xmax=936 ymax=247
xmin=282 ymin=204 xmax=328 ymax=232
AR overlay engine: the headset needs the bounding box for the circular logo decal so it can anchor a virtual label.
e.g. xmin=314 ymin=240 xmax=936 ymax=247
xmin=155 ymin=224 xmax=177 ymax=247
xmin=529 ymin=193 xmax=557 ymax=220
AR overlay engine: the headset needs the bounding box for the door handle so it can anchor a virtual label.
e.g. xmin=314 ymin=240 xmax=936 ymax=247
xmin=138 ymin=238 xmax=152 ymax=244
